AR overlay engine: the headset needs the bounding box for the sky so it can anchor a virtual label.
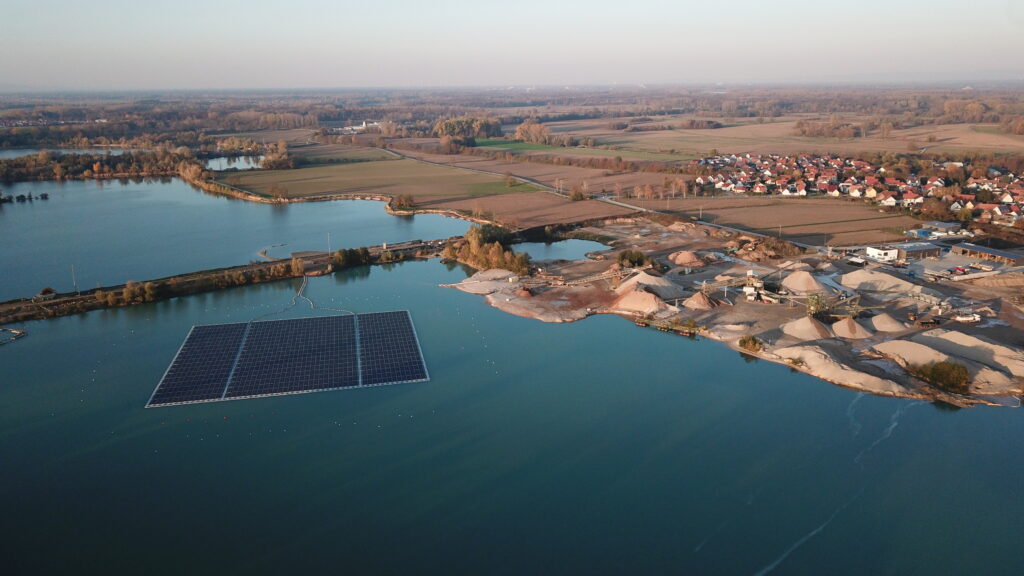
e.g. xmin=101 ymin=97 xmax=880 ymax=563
xmin=2 ymin=0 xmax=1022 ymax=90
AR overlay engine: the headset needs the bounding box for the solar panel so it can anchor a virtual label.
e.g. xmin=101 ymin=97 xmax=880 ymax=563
xmin=225 ymin=315 xmax=358 ymax=399
xmin=147 ymin=323 xmax=248 ymax=407
xmin=146 ymin=312 xmax=428 ymax=408
xmin=358 ymin=311 xmax=430 ymax=386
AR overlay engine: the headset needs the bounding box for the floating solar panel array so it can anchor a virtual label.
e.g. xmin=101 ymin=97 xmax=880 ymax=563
xmin=147 ymin=311 xmax=428 ymax=407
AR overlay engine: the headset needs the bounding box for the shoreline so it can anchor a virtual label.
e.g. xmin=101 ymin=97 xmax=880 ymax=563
xmin=0 ymin=239 xmax=446 ymax=326
xmin=188 ymin=175 xmax=508 ymax=228
xmin=446 ymin=267 xmax=1019 ymax=407
xmin=5 ymin=172 xmax=1020 ymax=407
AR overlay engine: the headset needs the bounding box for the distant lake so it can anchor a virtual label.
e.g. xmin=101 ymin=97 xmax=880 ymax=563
xmin=0 ymin=179 xmax=468 ymax=300
xmin=205 ymin=156 xmax=263 ymax=171
xmin=0 ymin=148 xmax=129 ymax=159
xmin=515 ymin=239 xmax=607 ymax=261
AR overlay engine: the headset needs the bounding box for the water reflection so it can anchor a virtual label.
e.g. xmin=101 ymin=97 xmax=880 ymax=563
xmin=334 ymin=266 xmax=372 ymax=284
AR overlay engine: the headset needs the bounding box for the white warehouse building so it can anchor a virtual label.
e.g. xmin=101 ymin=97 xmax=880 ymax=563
xmin=866 ymin=246 xmax=899 ymax=262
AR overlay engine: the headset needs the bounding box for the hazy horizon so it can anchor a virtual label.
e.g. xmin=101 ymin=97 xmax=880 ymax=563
xmin=3 ymin=0 xmax=1023 ymax=91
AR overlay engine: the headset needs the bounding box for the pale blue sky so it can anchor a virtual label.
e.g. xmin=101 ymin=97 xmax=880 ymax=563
xmin=2 ymin=0 xmax=1022 ymax=90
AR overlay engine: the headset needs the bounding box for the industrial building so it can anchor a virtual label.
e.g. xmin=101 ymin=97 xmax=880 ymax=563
xmin=950 ymin=243 xmax=1024 ymax=266
xmin=892 ymin=242 xmax=942 ymax=260
xmin=866 ymin=242 xmax=941 ymax=262
xmin=865 ymin=246 xmax=898 ymax=262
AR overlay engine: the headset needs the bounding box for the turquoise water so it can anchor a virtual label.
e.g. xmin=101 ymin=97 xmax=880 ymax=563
xmin=515 ymin=239 xmax=607 ymax=261
xmin=0 ymin=179 xmax=468 ymax=300
xmin=205 ymin=156 xmax=263 ymax=171
xmin=2 ymin=260 xmax=1022 ymax=575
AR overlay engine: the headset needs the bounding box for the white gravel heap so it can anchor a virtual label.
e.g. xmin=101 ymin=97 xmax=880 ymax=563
xmin=781 ymin=315 xmax=835 ymax=341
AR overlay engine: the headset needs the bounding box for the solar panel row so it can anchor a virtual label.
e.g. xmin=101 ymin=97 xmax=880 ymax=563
xmin=227 ymin=315 xmax=359 ymax=399
xmin=147 ymin=323 xmax=248 ymax=407
xmin=359 ymin=311 xmax=429 ymax=386
xmin=146 ymin=311 xmax=428 ymax=408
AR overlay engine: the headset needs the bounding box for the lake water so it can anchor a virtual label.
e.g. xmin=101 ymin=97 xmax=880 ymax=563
xmin=1 ymin=184 xmax=1023 ymax=574
xmin=515 ymin=239 xmax=607 ymax=261
xmin=205 ymin=156 xmax=263 ymax=171
xmin=0 ymin=148 xmax=128 ymax=159
xmin=0 ymin=179 xmax=468 ymax=300
xmin=2 ymin=260 xmax=1022 ymax=575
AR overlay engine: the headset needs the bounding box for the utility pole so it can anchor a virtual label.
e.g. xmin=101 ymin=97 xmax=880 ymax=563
xmin=71 ymin=265 xmax=79 ymax=295
xmin=327 ymin=232 xmax=331 ymax=255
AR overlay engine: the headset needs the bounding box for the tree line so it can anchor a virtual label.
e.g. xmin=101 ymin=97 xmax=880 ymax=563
xmin=442 ymin=225 xmax=530 ymax=276
xmin=0 ymin=149 xmax=206 ymax=182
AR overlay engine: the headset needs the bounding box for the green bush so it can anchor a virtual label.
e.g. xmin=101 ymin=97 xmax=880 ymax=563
xmin=738 ymin=335 xmax=762 ymax=353
xmin=617 ymin=249 xmax=648 ymax=267
xmin=908 ymin=361 xmax=970 ymax=393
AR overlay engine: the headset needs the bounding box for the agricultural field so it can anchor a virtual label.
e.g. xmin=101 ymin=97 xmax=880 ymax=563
xmin=431 ymin=192 xmax=634 ymax=229
xmin=546 ymin=115 xmax=1024 ymax=157
xmin=617 ymin=196 xmax=919 ymax=246
xmin=219 ymin=156 xmax=635 ymax=228
xmin=290 ymin=143 xmax=394 ymax=164
xmin=222 ymin=128 xmax=318 ymax=145
xmin=474 ymin=139 xmax=691 ymax=162
xmin=393 ymin=147 xmax=676 ymax=192
xmin=221 ymin=159 xmax=540 ymax=202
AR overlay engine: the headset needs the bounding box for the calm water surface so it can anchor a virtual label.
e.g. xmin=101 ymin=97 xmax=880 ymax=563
xmin=205 ymin=156 xmax=263 ymax=171
xmin=515 ymin=239 xmax=607 ymax=261
xmin=1 ymin=260 xmax=1022 ymax=575
xmin=0 ymin=179 xmax=467 ymax=300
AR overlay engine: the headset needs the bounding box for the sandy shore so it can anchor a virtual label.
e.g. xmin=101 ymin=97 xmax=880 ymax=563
xmin=449 ymin=266 xmax=1023 ymax=405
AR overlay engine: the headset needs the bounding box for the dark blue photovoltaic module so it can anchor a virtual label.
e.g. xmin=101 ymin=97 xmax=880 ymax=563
xmin=226 ymin=315 xmax=359 ymax=399
xmin=146 ymin=311 xmax=428 ymax=407
xmin=358 ymin=311 xmax=430 ymax=386
xmin=147 ymin=323 xmax=248 ymax=407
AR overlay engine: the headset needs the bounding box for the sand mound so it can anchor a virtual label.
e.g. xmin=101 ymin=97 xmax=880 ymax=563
xmin=617 ymin=271 xmax=687 ymax=300
xmin=832 ymin=317 xmax=874 ymax=339
xmin=912 ymin=329 xmax=1024 ymax=377
xmin=873 ymin=338 xmax=1020 ymax=394
xmin=613 ymin=287 xmax=670 ymax=315
xmin=841 ymin=268 xmax=912 ymax=292
xmin=873 ymin=340 xmax=949 ymax=366
xmin=515 ymin=287 xmax=533 ymax=298
xmin=774 ymin=345 xmax=911 ymax=396
xmin=781 ymin=316 xmax=835 ymax=341
xmin=869 ymin=313 xmax=906 ymax=332
xmin=840 ymin=269 xmax=941 ymax=304
xmin=683 ymin=291 xmax=716 ymax=311
xmin=669 ymin=250 xmax=703 ymax=267
xmin=781 ymin=270 xmax=828 ymax=295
